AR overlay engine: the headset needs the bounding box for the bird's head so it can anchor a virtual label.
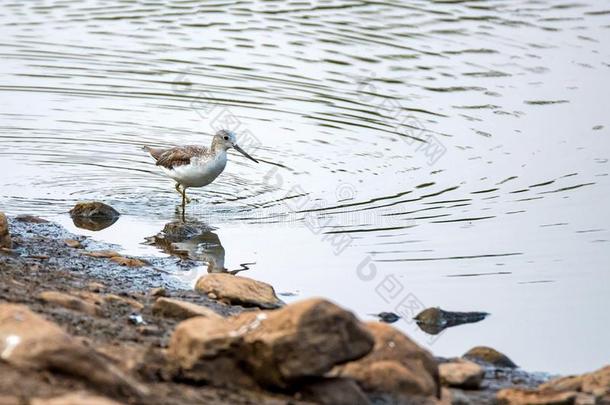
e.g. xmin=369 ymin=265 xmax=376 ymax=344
xmin=213 ymin=130 xmax=259 ymax=163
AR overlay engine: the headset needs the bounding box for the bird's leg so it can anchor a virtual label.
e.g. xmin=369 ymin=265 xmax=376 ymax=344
xmin=181 ymin=188 xmax=186 ymax=222
xmin=175 ymin=183 xmax=191 ymax=203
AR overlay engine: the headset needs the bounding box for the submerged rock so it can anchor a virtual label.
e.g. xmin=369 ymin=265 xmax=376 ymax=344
xmin=439 ymin=359 xmax=484 ymax=389
xmin=167 ymin=298 xmax=375 ymax=389
xmin=332 ymin=322 xmax=440 ymax=402
xmin=463 ymin=346 xmax=517 ymax=369
xmin=414 ymin=307 xmax=488 ymax=334
xmin=152 ymin=297 xmax=222 ymax=320
xmin=0 ymin=212 xmax=11 ymax=249
xmin=370 ymin=312 xmax=401 ymax=323
xmin=69 ymin=201 xmax=120 ymax=231
xmin=195 ymin=273 xmax=283 ymax=309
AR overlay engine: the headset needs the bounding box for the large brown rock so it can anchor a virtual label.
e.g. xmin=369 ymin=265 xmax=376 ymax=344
xmin=332 ymin=322 xmax=440 ymax=402
xmin=167 ymin=298 xmax=374 ymax=389
xmin=235 ymin=298 xmax=374 ymax=387
xmin=153 ymin=297 xmax=223 ymax=320
xmin=439 ymin=359 xmax=484 ymax=389
xmin=0 ymin=212 xmax=11 ymax=249
xmin=195 ymin=273 xmax=283 ymax=309
xmin=463 ymin=346 xmax=517 ymax=368
xmin=0 ymin=303 xmax=72 ymax=368
xmin=0 ymin=304 xmax=148 ymax=399
xmin=167 ymin=315 xmax=256 ymax=387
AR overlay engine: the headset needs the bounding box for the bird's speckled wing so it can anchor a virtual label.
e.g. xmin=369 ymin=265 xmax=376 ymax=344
xmin=146 ymin=145 xmax=210 ymax=169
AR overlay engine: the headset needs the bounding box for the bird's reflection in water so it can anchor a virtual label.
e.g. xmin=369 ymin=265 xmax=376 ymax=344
xmin=148 ymin=218 xmax=252 ymax=275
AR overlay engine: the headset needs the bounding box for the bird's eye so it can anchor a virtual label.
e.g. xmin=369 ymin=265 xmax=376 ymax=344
xmin=223 ymin=136 xmax=229 ymax=140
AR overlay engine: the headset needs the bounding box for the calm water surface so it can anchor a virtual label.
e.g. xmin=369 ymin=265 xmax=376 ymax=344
xmin=1 ymin=0 xmax=609 ymax=374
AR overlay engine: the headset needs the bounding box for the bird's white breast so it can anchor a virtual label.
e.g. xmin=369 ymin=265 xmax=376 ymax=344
xmin=163 ymin=152 xmax=227 ymax=188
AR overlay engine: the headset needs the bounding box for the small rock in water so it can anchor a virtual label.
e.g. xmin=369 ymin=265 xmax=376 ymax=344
xmin=69 ymin=201 xmax=120 ymax=231
xmin=128 ymin=313 xmax=146 ymax=326
xmin=414 ymin=307 xmax=488 ymax=334
xmin=463 ymin=346 xmax=517 ymax=369
xmin=69 ymin=201 xmax=120 ymax=219
xmin=370 ymin=312 xmax=401 ymax=323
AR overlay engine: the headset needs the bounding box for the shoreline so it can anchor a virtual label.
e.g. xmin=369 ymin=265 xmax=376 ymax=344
xmin=0 ymin=212 xmax=607 ymax=404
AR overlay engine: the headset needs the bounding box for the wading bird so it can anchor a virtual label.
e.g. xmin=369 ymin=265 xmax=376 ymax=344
xmin=144 ymin=129 xmax=259 ymax=218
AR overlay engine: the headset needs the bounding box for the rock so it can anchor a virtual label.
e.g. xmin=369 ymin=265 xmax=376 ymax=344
xmin=104 ymin=294 xmax=144 ymax=310
xmin=69 ymin=202 xmax=120 ymax=231
xmin=38 ymin=291 xmax=100 ymax=316
xmin=0 ymin=303 xmax=70 ymax=368
xmin=0 ymin=396 xmax=19 ymax=405
xmin=30 ymin=392 xmax=125 ymax=405
xmin=149 ymin=287 xmax=166 ymax=297
xmin=152 ymin=297 xmax=222 ymax=320
xmin=370 ymin=312 xmax=401 ymax=323
xmin=439 ymin=359 xmax=484 ymax=389
xmin=299 ymin=377 xmax=371 ymax=405
xmin=84 ymin=250 xmax=121 ymax=258
xmin=195 ymin=273 xmax=283 ymax=309
xmin=0 ymin=212 xmax=11 ymax=249
xmin=0 ymin=304 xmax=148 ymax=399
xmin=496 ymin=388 xmax=580 ymax=405
xmin=167 ymin=315 xmax=256 ymax=387
xmin=87 ymin=282 xmax=105 ymax=292
xmin=450 ymin=388 xmax=473 ymax=405
xmin=109 ymin=256 xmax=147 ymax=267
xmin=333 ymin=322 xmax=440 ymax=401
xmin=14 ymin=214 xmax=49 ymax=223
xmin=168 ymin=298 xmax=374 ymax=389
xmin=69 ymin=201 xmax=120 ymax=219
xmin=414 ymin=308 xmax=488 ymax=334
xmin=463 ymin=346 xmax=517 ymax=369
xmin=234 ymin=298 xmax=374 ymax=388
xmin=64 ymin=239 xmax=82 ymax=248
xmin=540 ymin=365 xmax=610 ymax=399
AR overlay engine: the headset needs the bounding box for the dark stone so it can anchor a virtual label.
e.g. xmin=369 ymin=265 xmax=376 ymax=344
xmin=414 ymin=307 xmax=488 ymax=334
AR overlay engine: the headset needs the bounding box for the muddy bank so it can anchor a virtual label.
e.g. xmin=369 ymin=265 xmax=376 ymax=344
xmin=0 ymin=215 xmax=607 ymax=405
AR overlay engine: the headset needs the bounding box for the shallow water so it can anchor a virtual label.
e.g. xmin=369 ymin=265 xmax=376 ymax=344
xmin=1 ymin=0 xmax=609 ymax=374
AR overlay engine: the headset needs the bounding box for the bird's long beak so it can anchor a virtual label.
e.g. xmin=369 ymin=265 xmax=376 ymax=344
xmin=233 ymin=144 xmax=259 ymax=163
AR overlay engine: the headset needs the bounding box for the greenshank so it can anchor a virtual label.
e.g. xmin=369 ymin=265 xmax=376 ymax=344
xmin=144 ymin=130 xmax=258 ymax=216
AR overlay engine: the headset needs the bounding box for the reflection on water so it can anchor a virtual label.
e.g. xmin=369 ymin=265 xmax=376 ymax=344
xmin=148 ymin=219 xmax=255 ymax=275
xmin=71 ymin=215 xmax=118 ymax=231
xmin=1 ymin=0 xmax=609 ymax=374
